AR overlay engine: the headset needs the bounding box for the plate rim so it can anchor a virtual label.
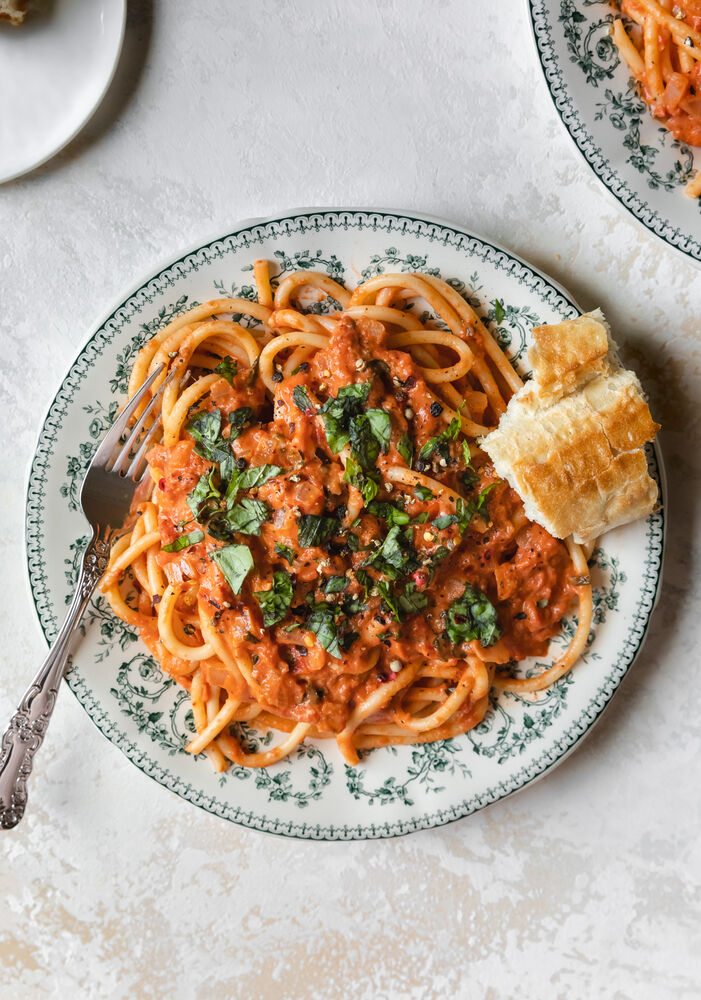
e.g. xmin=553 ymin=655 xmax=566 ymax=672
xmin=0 ymin=0 xmax=127 ymax=185
xmin=23 ymin=207 xmax=666 ymax=839
xmin=525 ymin=0 xmax=701 ymax=270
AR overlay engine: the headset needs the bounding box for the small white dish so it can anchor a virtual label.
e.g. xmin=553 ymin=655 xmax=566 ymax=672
xmin=0 ymin=0 xmax=126 ymax=183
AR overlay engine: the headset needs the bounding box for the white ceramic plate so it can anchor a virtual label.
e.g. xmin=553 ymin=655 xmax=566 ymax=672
xmin=0 ymin=0 xmax=126 ymax=184
xmin=24 ymin=209 xmax=665 ymax=839
xmin=527 ymin=0 xmax=701 ymax=267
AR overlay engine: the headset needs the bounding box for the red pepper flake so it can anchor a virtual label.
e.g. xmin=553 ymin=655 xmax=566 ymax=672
xmin=158 ymin=478 xmax=167 ymax=491
xmin=411 ymin=569 xmax=430 ymax=590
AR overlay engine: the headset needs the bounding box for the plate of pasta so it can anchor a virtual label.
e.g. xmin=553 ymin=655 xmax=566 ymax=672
xmin=25 ymin=210 xmax=664 ymax=838
xmin=528 ymin=0 xmax=701 ymax=267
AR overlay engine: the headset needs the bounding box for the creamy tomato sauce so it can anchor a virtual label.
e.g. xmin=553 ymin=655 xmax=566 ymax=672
xmin=139 ymin=318 xmax=578 ymax=734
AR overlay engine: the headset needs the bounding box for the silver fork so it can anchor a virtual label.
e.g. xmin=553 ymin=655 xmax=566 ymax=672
xmin=0 ymin=364 xmax=169 ymax=830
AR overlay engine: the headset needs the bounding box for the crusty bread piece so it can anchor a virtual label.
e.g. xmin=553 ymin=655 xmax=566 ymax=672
xmin=0 ymin=0 xmax=27 ymax=24
xmin=480 ymin=310 xmax=660 ymax=545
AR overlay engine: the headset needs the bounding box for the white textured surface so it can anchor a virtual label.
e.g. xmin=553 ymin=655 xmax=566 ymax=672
xmin=1 ymin=2 xmax=700 ymax=998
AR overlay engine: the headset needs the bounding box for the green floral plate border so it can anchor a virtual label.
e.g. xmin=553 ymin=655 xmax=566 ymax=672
xmin=527 ymin=0 xmax=701 ymax=267
xmin=24 ymin=209 xmax=665 ymax=839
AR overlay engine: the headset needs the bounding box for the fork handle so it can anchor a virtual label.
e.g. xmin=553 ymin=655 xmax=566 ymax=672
xmin=0 ymin=531 xmax=111 ymax=830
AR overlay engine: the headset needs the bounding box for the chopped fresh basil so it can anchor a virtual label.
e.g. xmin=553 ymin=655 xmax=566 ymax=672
xmin=214 ymin=356 xmax=238 ymax=384
xmin=320 ymin=575 xmax=349 ymax=595
xmin=253 ymin=571 xmax=294 ymax=627
xmin=225 ymin=463 xmax=282 ymax=507
xmin=228 ymin=406 xmax=254 ymax=441
xmin=187 ymin=470 xmax=220 ymax=521
xmin=377 ymin=580 xmax=400 ymax=621
xmin=210 ymin=544 xmax=254 ymax=595
xmin=365 ymin=409 xmax=391 ymax=454
xmin=428 ymin=545 xmax=450 ymax=567
xmin=293 ymin=385 xmax=315 ymax=414
xmin=185 ymin=409 xmax=229 ymax=464
xmin=342 ymin=593 xmax=367 ymax=616
xmin=225 ymin=498 xmax=269 ymax=536
xmin=368 ymin=501 xmax=410 ymax=527
xmin=433 ymin=514 xmax=458 ymax=530
xmin=344 ymin=456 xmax=380 ymax=506
xmin=306 ymin=604 xmax=342 ymax=659
xmin=397 ymin=432 xmax=413 ymax=467
xmin=418 ymin=415 xmax=462 ymax=463
xmin=494 ymin=299 xmax=505 ymax=325
xmin=318 ymin=382 xmax=371 ymax=453
xmin=348 ymin=413 xmax=382 ymax=469
xmin=346 ymin=533 xmax=360 ymax=552
xmin=297 ymin=513 xmax=338 ymax=548
xmin=367 ymin=525 xmax=419 ymax=581
xmin=413 ymin=484 xmax=434 ymax=502
xmin=274 ymin=542 xmax=295 ymax=565
xmin=445 ymin=583 xmax=501 ymax=647
xmin=454 ymin=483 xmax=498 ymax=535
xmin=162 ymin=529 xmax=204 ymax=553
xmin=397 ymin=582 xmax=429 ymax=616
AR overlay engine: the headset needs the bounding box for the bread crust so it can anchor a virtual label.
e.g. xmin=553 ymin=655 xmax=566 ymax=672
xmin=480 ymin=311 xmax=660 ymax=544
xmin=0 ymin=0 xmax=27 ymax=24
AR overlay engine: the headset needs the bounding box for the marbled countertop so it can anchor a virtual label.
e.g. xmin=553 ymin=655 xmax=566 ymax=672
xmin=1 ymin=2 xmax=700 ymax=997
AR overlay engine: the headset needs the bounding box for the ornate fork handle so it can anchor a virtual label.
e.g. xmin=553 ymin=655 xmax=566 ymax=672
xmin=0 ymin=530 xmax=111 ymax=830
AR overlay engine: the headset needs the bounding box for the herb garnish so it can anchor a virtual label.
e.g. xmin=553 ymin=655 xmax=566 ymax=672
xmin=344 ymin=457 xmax=380 ymax=505
xmin=320 ymin=575 xmax=349 ymax=595
xmin=306 ymin=603 xmax=342 ymax=658
xmin=445 ymin=583 xmax=501 ymax=647
xmin=274 ymin=542 xmax=295 ymax=565
xmin=397 ymin=432 xmax=413 ymax=467
xmin=418 ymin=415 xmax=461 ymax=463
xmin=162 ymin=530 xmax=204 ymax=553
xmin=214 ymin=356 xmax=238 ymax=384
xmin=293 ymin=385 xmax=315 ymax=415
xmin=253 ymin=571 xmax=294 ymax=627
xmin=225 ymin=463 xmax=282 ymax=507
xmin=187 ymin=469 xmax=220 ymax=521
xmin=228 ymin=406 xmax=254 ymax=441
xmin=318 ymin=383 xmax=371 ymax=453
xmin=297 ymin=513 xmax=338 ymax=548
xmin=210 ymin=544 xmax=254 ymax=595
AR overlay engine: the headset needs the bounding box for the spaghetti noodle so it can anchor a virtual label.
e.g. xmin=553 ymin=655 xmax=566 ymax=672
xmin=611 ymin=0 xmax=701 ymax=195
xmin=100 ymin=263 xmax=593 ymax=770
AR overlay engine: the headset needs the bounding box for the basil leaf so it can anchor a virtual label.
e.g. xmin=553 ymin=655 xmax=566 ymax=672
xmin=348 ymin=413 xmax=381 ymax=469
xmin=377 ymin=580 xmax=400 ymax=621
xmin=293 ymin=385 xmax=315 ymax=414
xmin=297 ymin=513 xmax=338 ymax=548
xmin=321 ymin=575 xmax=349 ymax=595
xmin=210 ymin=544 xmax=254 ymax=595
xmin=413 ymin=484 xmax=434 ymax=502
xmin=185 ymin=410 xmax=227 ymax=462
xmin=228 ymin=406 xmax=254 ymax=441
xmin=367 ymin=526 xmax=419 ymax=581
xmin=428 ymin=545 xmax=450 ymax=567
xmin=398 ymin=432 xmax=413 ymax=467
xmin=433 ymin=514 xmax=458 ymax=530
xmin=365 ymin=408 xmax=391 ymax=454
xmin=318 ymin=382 xmax=371 ymax=453
xmin=306 ymin=604 xmax=342 ymax=659
xmin=494 ymin=299 xmax=505 ymax=324
xmin=253 ymin=571 xmax=294 ymax=627
xmin=162 ymin=530 xmax=204 ymax=553
xmin=274 ymin=542 xmax=295 ymax=565
xmin=454 ymin=484 xmax=498 ymax=535
xmin=342 ymin=594 xmax=367 ymax=616
xmin=344 ymin=456 xmax=380 ymax=506
xmin=445 ymin=583 xmax=501 ymax=647
xmin=225 ymin=463 xmax=282 ymax=507
xmin=187 ymin=470 xmax=220 ymax=520
xmin=418 ymin=416 xmax=462 ymax=462
xmin=225 ymin=498 xmax=269 ymax=536
xmin=347 ymin=533 xmax=360 ymax=552
xmin=214 ymin=356 xmax=238 ymax=384
xmin=397 ymin=582 xmax=429 ymax=616
xmin=368 ymin=501 xmax=410 ymax=527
